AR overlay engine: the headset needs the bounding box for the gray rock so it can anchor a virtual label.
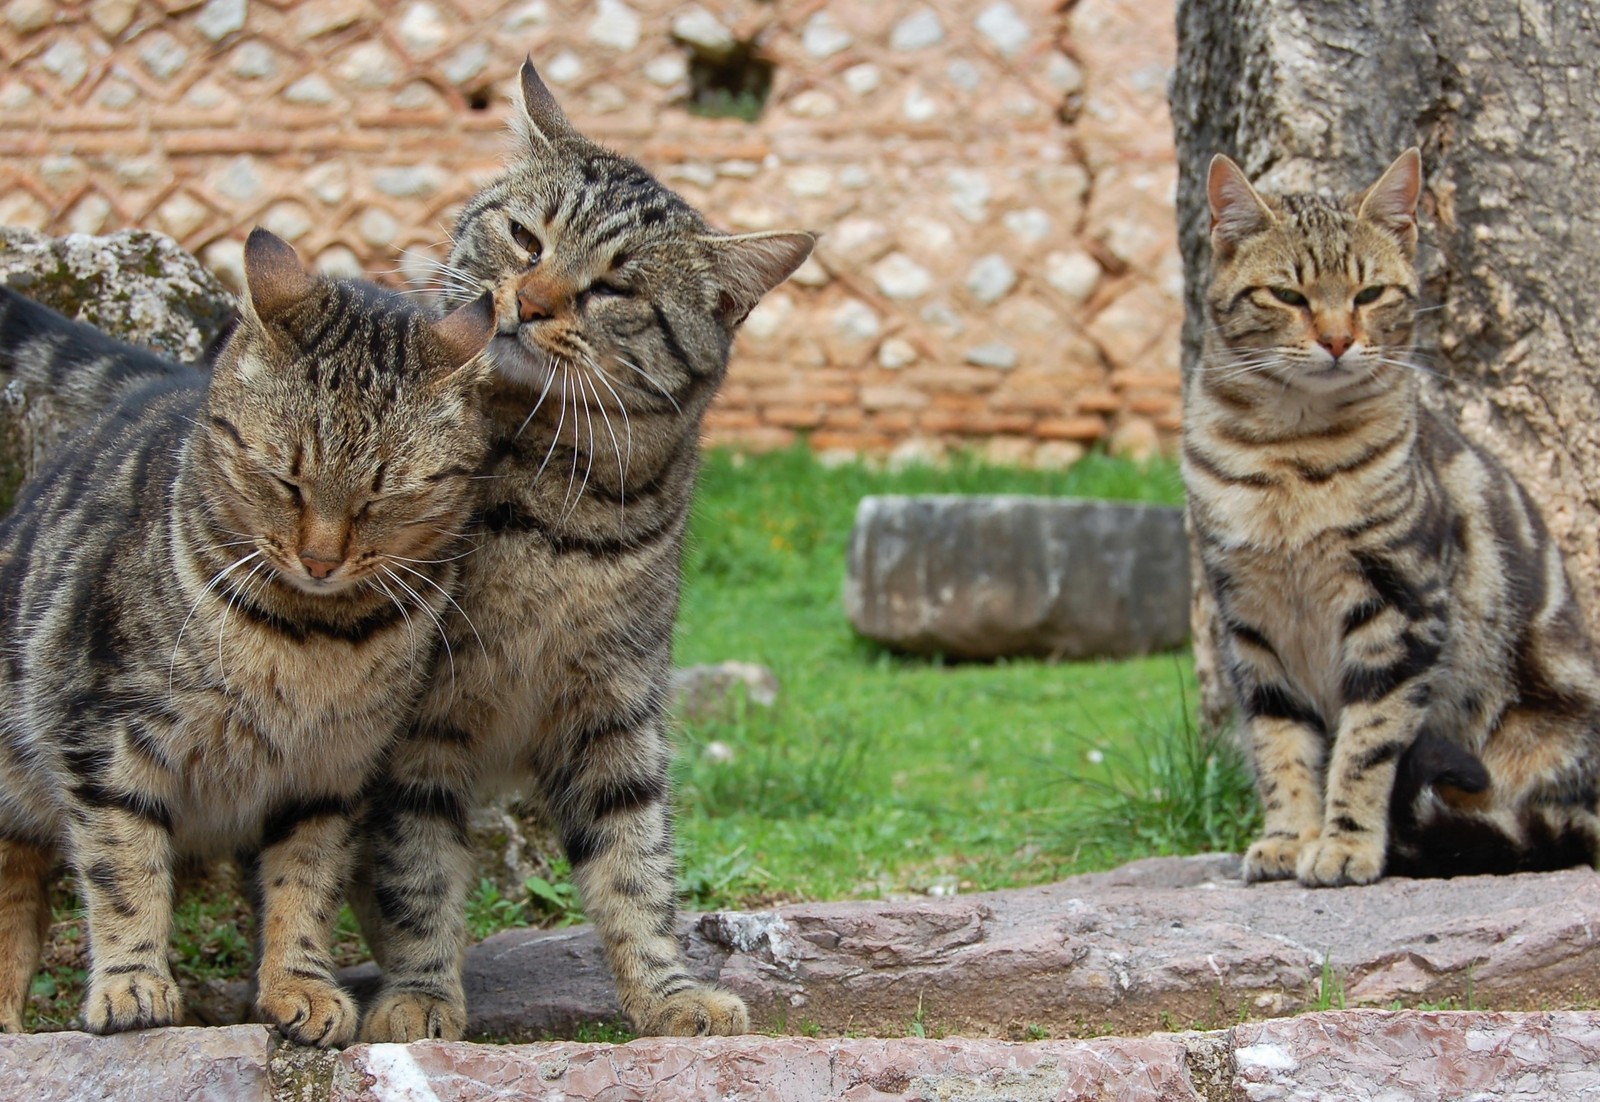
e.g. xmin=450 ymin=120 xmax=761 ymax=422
xmin=845 ymin=495 xmax=1190 ymax=660
xmin=0 ymin=1025 xmax=273 ymax=1101
xmin=671 ymin=661 xmax=780 ymax=726
xmin=423 ymin=856 xmax=1600 ymax=1041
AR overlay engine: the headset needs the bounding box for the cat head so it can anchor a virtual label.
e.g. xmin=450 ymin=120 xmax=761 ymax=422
xmin=202 ymin=228 xmax=495 ymax=596
xmin=1204 ymin=149 xmax=1422 ymax=397
xmin=441 ymin=59 xmax=813 ymax=430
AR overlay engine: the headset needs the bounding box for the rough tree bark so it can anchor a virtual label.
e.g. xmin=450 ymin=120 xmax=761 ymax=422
xmin=1169 ymin=0 xmax=1600 ymax=733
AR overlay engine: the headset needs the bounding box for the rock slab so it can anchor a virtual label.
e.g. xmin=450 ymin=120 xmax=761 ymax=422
xmin=434 ymin=855 xmax=1600 ymax=1041
xmin=0 ymin=1024 xmax=273 ymax=1101
xmin=845 ymin=495 xmax=1190 ymax=660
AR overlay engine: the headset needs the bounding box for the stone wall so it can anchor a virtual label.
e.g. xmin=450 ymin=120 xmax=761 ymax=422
xmin=0 ymin=0 xmax=1182 ymax=463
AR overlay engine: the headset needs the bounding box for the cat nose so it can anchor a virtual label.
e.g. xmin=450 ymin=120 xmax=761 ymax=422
xmin=1320 ymin=333 xmax=1352 ymax=359
xmin=517 ymin=285 xmax=554 ymax=322
xmin=299 ymin=551 xmax=343 ymax=580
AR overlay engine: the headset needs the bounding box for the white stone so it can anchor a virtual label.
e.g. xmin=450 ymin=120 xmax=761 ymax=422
xmin=832 ymin=299 xmax=881 ymax=342
xmin=338 ymin=42 xmax=400 ymax=87
xmin=195 ymin=0 xmax=247 ymax=42
xmin=502 ymin=0 xmax=549 ymax=32
xmin=891 ymin=7 xmax=944 ymax=51
xmin=284 ymin=74 xmax=337 ymax=104
xmin=872 ymin=253 xmax=934 ymax=301
xmin=921 ymin=300 xmax=964 ymax=336
xmin=1045 ymin=52 xmax=1084 ymax=94
xmin=393 ymin=81 xmax=442 ymax=109
xmin=718 ymin=159 xmax=760 ymax=178
xmin=373 ymin=164 xmax=448 ymax=198
xmin=788 ymin=256 xmax=830 ymax=287
xmin=901 ymin=215 xmax=956 ymax=254
xmin=838 ymin=165 xmax=871 ymax=190
xmin=672 ymin=6 xmax=733 ymax=55
xmin=976 ymin=1 xmax=1031 ymax=57
xmin=902 ymin=84 xmax=939 ymax=123
xmin=965 ymin=254 xmax=1017 ymax=304
xmin=545 ymin=51 xmax=583 ymax=84
xmin=644 ymin=52 xmax=687 ymax=86
xmin=67 ymin=193 xmax=112 ymax=235
xmin=39 ymin=156 xmax=85 ymax=187
xmin=586 ymin=83 xmax=627 ymax=113
xmin=1006 ymin=92 xmax=1044 ymax=118
xmin=87 ymin=0 xmax=136 ymax=37
xmin=114 ymin=157 xmax=163 ymax=186
xmin=827 ymin=218 xmax=888 ymax=260
xmin=946 ymin=58 xmax=981 ymax=91
xmin=398 ymin=1 xmax=449 ymax=51
xmin=588 ymin=0 xmax=641 ymax=52
xmin=138 ymin=32 xmax=189 ymax=81
xmin=946 ymin=169 xmax=991 ymax=222
xmin=786 ymin=166 xmax=832 ymax=199
xmin=358 ymin=208 xmax=399 ymax=247
xmin=802 ymin=11 xmax=852 ymax=59
xmin=315 ymin=245 xmax=363 ymax=279
xmin=213 ymin=154 xmax=263 ymax=203
xmin=743 ymin=292 xmax=793 ymax=340
xmin=95 ymin=78 xmax=137 ymax=109
xmin=890 ymin=438 xmax=945 ymax=469
xmin=202 ymin=238 xmax=247 ymax=292
xmin=229 ymin=41 xmax=276 ymax=79
xmin=786 ymin=89 xmax=838 ymax=118
xmin=1044 ymin=250 xmax=1101 ymax=301
xmin=156 ymin=191 xmax=209 ymax=239
xmin=261 ymin=200 xmax=312 ymax=241
xmin=5 ymin=0 xmax=51 ymax=33
xmin=670 ymin=163 xmax=717 ymax=188
xmin=182 ymin=81 xmax=226 ymax=109
xmin=965 ymin=342 xmax=1018 ymax=369
xmin=843 ymin=63 xmax=880 ymax=95
xmin=1004 ymin=208 xmax=1052 ymax=243
xmin=39 ymin=40 xmax=89 ymax=89
xmin=443 ymin=42 xmax=489 ymax=85
xmin=879 ymin=337 xmax=917 ymax=369
xmin=0 ymin=193 xmax=47 ymax=231
xmin=0 ymin=81 xmax=36 ymax=110
xmin=303 ymin=163 xmax=349 ymax=205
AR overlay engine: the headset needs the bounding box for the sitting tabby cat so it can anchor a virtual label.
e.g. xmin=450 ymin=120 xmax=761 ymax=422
xmin=0 ymin=229 xmax=494 ymax=1042
xmin=348 ymin=60 xmax=814 ymax=1043
xmin=1186 ymin=149 xmax=1600 ymax=887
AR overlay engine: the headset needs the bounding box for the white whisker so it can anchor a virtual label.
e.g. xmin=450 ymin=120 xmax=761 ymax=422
xmin=393 ymin=562 xmax=488 ymax=661
xmin=169 ymin=549 xmax=262 ymax=696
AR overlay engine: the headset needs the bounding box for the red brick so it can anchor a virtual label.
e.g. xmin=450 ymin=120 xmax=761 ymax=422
xmin=1037 ymin=416 xmax=1108 ymax=441
xmin=1128 ymin=394 xmax=1178 ymax=416
xmin=1075 ymin=390 xmax=1123 ymax=414
xmin=763 ymin=405 xmax=826 ymax=429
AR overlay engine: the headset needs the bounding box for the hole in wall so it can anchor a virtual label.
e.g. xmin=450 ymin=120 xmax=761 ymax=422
xmin=685 ymin=42 xmax=774 ymax=122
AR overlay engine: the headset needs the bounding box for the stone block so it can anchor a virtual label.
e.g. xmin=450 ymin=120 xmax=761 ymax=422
xmin=844 ymin=495 xmax=1190 ymax=660
xmin=0 ymin=1025 xmax=273 ymax=1102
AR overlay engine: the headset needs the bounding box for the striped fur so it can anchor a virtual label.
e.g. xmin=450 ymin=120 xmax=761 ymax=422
xmin=349 ymin=61 xmax=814 ymax=1042
xmin=1186 ymin=151 xmax=1600 ymax=887
xmin=0 ymin=230 xmax=493 ymax=1041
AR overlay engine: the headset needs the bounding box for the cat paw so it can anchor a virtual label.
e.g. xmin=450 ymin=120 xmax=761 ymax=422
xmin=635 ymin=986 xmax=749 ymax=1037
xmin=1296 ymin=834 xmax=1384 ymax=887
xmin=258 ymin=975 xmax=357 ymax=1048
xmin=82 ymin=970 xmax=182 ymax=1034
xmin=1242 ymin=835 xmax=1304 ymax=882
xmin=360 ymin=988 xmax=467 ymax=1043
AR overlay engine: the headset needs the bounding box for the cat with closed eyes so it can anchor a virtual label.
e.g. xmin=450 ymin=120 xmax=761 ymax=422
xmin=1187 ymin=149 xmax=1600 ymax=887
xmin=0 ymin=229 xmax=494 ymax=1042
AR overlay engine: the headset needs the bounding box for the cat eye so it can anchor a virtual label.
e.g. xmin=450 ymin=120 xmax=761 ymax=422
xmin=508 ymin=219 xmax=543 ymax=265
xmin=1353 ymin=285 xmax=1385 ymax=306
xmin=274 ymin=477 xmax=304 ymax=507
xmin=588 ymin=280 xmax=630 ymax=298
xmin=1268 ymin=287 xmax=1308 ymax=307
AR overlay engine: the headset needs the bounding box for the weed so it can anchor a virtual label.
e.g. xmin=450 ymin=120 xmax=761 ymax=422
xmin=1315 ymin=958 xmax=1345 ymax=1012
xmin=525 ymin=859 xmax=585 ymax=927
xmin=908 ymin=995 xmax=928 ymax=1039
xmin=466 ymin=878 xmax=529 ymax=941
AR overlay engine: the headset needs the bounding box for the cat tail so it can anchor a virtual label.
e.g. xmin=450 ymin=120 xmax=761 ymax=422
xmin=0 ymin=285 xmax=205 ymax=442
xmin=1387 ymin=730 xmax=1595 ymax=876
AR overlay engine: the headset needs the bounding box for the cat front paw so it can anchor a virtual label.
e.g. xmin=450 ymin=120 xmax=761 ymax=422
xmin=82 ymin=969 xmax=182 ymax=1034
xmin=635 ymin=986 xmax=749 ymax=1036
xmin=258 ymin=974 xmax=357 ymax=1048
xmin=1296 ymin=833 xmax=1384 ymax=887
xmin=360 ymin=987 xmax=467 ymax=1043
xmin=1243 ymin=834 xmax=1305 ymax=882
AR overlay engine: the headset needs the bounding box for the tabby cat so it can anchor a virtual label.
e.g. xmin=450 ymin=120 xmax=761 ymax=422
xmin=349 ymin=61 xmax=813 ymax=1042
xmin=0 ymin=229 xmax=494 ymax=1042
xmin=1186 ymin=149 xmax=1600 ymax=887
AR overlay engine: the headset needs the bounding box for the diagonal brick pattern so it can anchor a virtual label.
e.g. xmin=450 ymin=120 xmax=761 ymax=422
xmin=0 ymin=0 xmax=1182 ymax=461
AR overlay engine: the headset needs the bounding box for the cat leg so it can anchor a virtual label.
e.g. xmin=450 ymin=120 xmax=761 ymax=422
xmin=548 ymin=705 xmax=747 ymax=1037
xmin=253 ymin=795 xmax=360 ymax=1047
xmin=0 ymin=839 xmax=53 ymax=1032
xmin=70 ymin=807 xmax=181 ymax=1033
xmin=1241 ymin=714 xmax=1328 ymax=881
xmin=357 ymin=737 xmax=476 ymax=1044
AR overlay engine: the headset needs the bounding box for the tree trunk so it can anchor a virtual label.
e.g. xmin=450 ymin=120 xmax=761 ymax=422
xmin=1170 ymin=0 xmax=1600 ymax=734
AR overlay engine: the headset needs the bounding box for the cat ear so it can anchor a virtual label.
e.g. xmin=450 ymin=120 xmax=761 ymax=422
xmin=428 ymin=291 xmax=496 ymax=375
xmin=1357 ymin=147 xmax=1423 ymax=252
xmin=703 ymin=231 xmax=817 ymax=328
xmin=1207 ymin=154 xmax=1275 ymax=257
xmin=242 ymin=227 xmax=314 ymax=323
xmin=512 ymin=57 xmax=577 ymax=151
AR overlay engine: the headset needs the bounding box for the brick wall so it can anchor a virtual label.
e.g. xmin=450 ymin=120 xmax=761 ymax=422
xmin=0 ymin=0 xmax=1181 ymax=464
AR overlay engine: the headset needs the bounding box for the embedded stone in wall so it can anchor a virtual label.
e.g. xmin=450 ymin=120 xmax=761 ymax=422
xmin=845 ymin=495 xmax=1190 ymax=660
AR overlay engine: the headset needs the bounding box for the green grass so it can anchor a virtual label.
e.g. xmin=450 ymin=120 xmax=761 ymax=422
xmin=670 ymin=445 xmax=1210 ymax=908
